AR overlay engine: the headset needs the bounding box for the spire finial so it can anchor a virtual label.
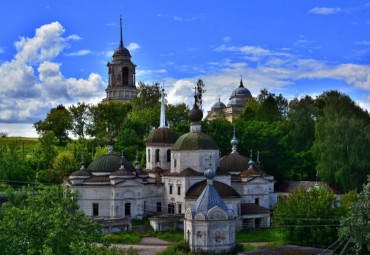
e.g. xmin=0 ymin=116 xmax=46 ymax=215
xmin=230 ymin=124 xmax=239 ymax=154
xmin=218 ymin=95 xmax=221 ymax=102
xmin=160 ymin=86 xmax=166 ymax=128
xmin=121 ymin=149 xmax=124 ymax=158
xmin=248 ymin=149 xmax=255 ymax=169
xmin=240 ymin=75 xmax=244 ymax=88
xmin=257 ymin=150 xmax=260 ymax=165
xmin=120 ymin=15 xmax=123 ymax=48
xmin=80 ymin=151 xmax=86 ymax=170
xmin=135 ymin=150 xmax=140 ymax=169
xmin=250 ymin=149 xmax=252 ymax=159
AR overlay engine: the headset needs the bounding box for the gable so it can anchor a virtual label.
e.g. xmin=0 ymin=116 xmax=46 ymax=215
xmin=247 ymin=177 xmax=270 ymax=184
xmin=115 ymin=179 xmax=143 ymax=187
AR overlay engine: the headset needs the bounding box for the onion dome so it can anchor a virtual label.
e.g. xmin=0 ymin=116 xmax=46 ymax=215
xmin=146 ymin=128 xmax=178 ymax=146
xmin=229 ymin=78 xmax=252 ymax=100
xmin=186 ymin=180 xmax=240 ymax=199
xmin=87 ymin=153 xmax=135 ymax=173
xmin=211 ymin=97 xmax=226 ymax=110
xmin=172 ymin=132 xmax=219 ymax=151
xmin=227 ymin=98 xmax=243 ymax=107
xmin=220 ymin=154 xmax=250 ymax=174
xmin=189 ymin=105 xmax=203 ymax=122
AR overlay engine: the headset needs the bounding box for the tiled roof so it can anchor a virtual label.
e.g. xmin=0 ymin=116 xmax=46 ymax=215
xmin=83 ymin=176 xmax=110 ymax=183
xmin=162 ymin=167 xmax=203 ymax=177
xmin=240 ymin=203 xmax=270 ymax=215
xmin=186 ymin=180 xmax=240 ymax=198
xmin=87 ymin=154 xmax=135 ymax=172
xmin=220 ymin=153 xmax=250 ymax=173
xmin=275 ymin=181 xmax=344 ymax=194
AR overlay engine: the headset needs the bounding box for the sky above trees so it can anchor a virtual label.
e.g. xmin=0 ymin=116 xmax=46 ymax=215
xmin=0 ymin=0 xmax=370 ymax=136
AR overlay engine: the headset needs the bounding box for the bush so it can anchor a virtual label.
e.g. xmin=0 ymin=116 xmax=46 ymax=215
xmin=148 ymin=228 xmax=184 ymax=243
xmin=102 ymin=231 xmax=141 ymax=244
xmin=156 ymin=240 xmax=190 ymax=255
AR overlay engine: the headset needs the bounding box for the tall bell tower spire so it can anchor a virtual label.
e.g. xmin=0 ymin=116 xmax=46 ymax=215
xmin=120 ymin=15 xmax=123 ymax=48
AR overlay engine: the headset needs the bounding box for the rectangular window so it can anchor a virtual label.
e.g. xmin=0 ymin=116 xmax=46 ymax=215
xmin=93 ymin=203 xmax=99 ymax=216
xmin=125 ymin=203 xmax=131 ymax=216
xmin=177 ymin=186 xmax=181 ymax=195
xmin=255 ymin=198 xmax=259 ymax=205
xmin=178 ymin=204 xmax=182 ymax=214
xmin=157 ymin=202 xmax=161 ymax=212
xmin=169 ymin=185 xmax=173 ymax=194
xmin=144 ymin=201 xmax=146 ymax=213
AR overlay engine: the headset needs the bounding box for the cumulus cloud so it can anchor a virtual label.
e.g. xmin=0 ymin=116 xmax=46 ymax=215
xmin=308 ymin=7 xmax=342 ymax=15
xmin=127 ymin=42 xmax=140 ymax=51
xmin=0 ymin=22 xmax=105 ymax=123
xmin=65 ymin=49 xmax=91 ymax=56
xmin=136 ymin=69 xmax=167 ymax=76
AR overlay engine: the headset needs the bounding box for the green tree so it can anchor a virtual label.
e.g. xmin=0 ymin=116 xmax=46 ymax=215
xmin=86 ymin=102 xmax=132 ymax=140
xmin=51 ymin=151 xmax=79 ymax=183
xmin=196 ymin=79 xmax=206 ymax=110
xmin=202 ymin=119 xmax=233 ymax=156
xmin=257 ymin=89 xmax=288 ymax=123
xmin=339 ymin=176 xmax=370 ymax=253
xmin=69 ymin=102 xmax=89 ymax=138
xmin=273 ymin=185 xmax=340 ymax=247
xmin=115 ymin=128 xmax=144 ymax=162
xmin=0 ymin=185 xmax=102 ymax=255
xmin=27 ymin=131 xmax=58 ymax=171
xmin=313 ymin=91 xmax=370 ymax=190
xmin=130 ymin=82 xmax=161 ymax=111
xmin=34 ymin=104 xmax=73 ymax=144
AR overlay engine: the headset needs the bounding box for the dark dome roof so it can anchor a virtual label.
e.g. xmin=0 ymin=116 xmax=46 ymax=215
xmin=146 ymin=128 xmax=178 ymax=145
xmin=87 ymin=154 xmax=135 ymax=172
xmin=220 ymin=154 xmax=250 ymax=173
xmin=227 ymin=98 xmax=243 ymax=107
xmin=113 ymin=46 xmax=131 ymax=57
xmin=188 ymin=106 xmax=203 ymax=122
xmin=186 ymin=180 xmax=240 ymax=198
xmin=211 ymin=101 xmax=226 ymax=110
xmin=172 ymin=132 xmax=219 ymax=151
xmin=70 ymin=169 xmax=92 ymax=177
xmin=241 ymin=168 xmax=260 ymax=176
xmin=230 ymin=80 xmax=252 ymax=100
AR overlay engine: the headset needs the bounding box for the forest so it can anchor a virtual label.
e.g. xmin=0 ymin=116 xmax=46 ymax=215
xmin=1 ymin=81 xmax=369 ymax=192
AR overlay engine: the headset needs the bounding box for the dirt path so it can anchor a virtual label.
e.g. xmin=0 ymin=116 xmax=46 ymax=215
xmin=111 ymin=237 xmax=172 ymax=255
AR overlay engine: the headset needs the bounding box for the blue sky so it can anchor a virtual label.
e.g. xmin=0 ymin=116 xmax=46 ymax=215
xmin=0 ymin=0 xmax=370 ymax=136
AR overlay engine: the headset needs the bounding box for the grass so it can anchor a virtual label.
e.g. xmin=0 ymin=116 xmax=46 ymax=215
xmin=147 ymin=228 xmax=184 ymax=243
xmin=236 ymin=228 xmax=285 ymax=243
xmin=243 ymin=241 xmax=288 ymax=251
xmin=102 ymin=231 xmax=141 ymax=244
xmin=156 ymin=240 xmax=190 ymax=255
xmin=131 ymin=218 xmax=150 ymax=226
xmin=0 ymin=137 xmax=39 ymax=153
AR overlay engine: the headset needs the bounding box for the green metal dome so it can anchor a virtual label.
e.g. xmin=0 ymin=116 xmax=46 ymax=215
xmin=171 ymin=132 xmax=219 ymax=151
xmin=87 ymin=154 xmax=135 ymax=172
xmin=146 ymin=128 xmax=178 ymax=145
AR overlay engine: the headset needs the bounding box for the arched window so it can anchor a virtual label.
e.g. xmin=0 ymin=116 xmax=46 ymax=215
xmin=148 ymin=149 xmax=150 ymax=162
xmin=122 ymin=67 xmax=129 ymax=85
xmin=167 ymin=149 xmax=171 ymax=162
xmin=155 ymin=149 xmax=160 ymax=162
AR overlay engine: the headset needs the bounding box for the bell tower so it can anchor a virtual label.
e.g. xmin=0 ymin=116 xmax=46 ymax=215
xmin=103 ymin=16 xmax=137 ymax=104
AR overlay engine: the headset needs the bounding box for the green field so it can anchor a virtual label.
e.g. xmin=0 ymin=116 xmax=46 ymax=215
xmin=0 ymin=137 xmax=39 ymax=153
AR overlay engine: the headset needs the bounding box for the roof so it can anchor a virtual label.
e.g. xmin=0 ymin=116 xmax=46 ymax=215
xmin=145 ymin=166 xmax=166 ymax=173
xmin=87 ymin=153 xmax=135 ymax=173
xmin=241 ymin=203 xmax=270 ymax=215
xmin=162 ymin=167 xmax=204 ymax=177
xmin=172 ymin=132 xmax=219 ymax=151
xmin=220 ymin=153 xmax=250 ymax=173
xmin=275 ymin=181 xmax=344 ymax=194
xmin=241 ymin=168 xmax=260 ymax=176
xmin=109 ymin=169 xmax=135 ymax=177
xmin=229 ymin=80 xmax=252 ymax=100
xmin=211 ymin=101 xmax=226 ymax=110
xmin=186 ymin=180 xmax=240 ymax=199
xmin=193 ymin=184 xmax=229 ymax=213
xmin=227 ymin=98 xmax=243 ymax=107
xmin=146 ymin=127 xmax=178 ymax=146
xmin=83 ymin=176 xmax=110 ymax=184
xmin=113 ymin=46 xmax=131 ymax=57
xmin=70 ymin=169 xmax=92 ymax=177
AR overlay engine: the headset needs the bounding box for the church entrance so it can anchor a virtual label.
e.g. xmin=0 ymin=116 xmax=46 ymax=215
xmin=125 ymin=203 xmax=131 ymax=217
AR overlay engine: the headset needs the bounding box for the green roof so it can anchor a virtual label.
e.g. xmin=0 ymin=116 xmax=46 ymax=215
xmin=171 ymin=132 xmax=219 ymax=151
xmin=87 ymin=154 xmax=135 ymax=172
xmin=146 ymin=127 xmax=178 ymax=145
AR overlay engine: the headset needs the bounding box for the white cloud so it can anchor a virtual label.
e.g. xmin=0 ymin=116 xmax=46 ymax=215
xmin=136 ymin=69 xmax=167 ymax=76
xmin=66 ymin=34 xmax=82 ymax=41
xmin=0 ymin=47 xmax=4 ymax=54
xmin=65 ymin=49 xmax=91 ymax=56
xmin=127 ymin=42 xmax=141 ymax=51
xmin=0 ymin=22 xmax=105 ymax=123
xmin=355 ymin=41 xmax=370 ymax=45
xmin=173 ymin=16 xmax=183 ymax=21
xmin=223 ymin=36 xmax=231 ymax=42
xmin=308 ymin=7 xmax=342 ymax=15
